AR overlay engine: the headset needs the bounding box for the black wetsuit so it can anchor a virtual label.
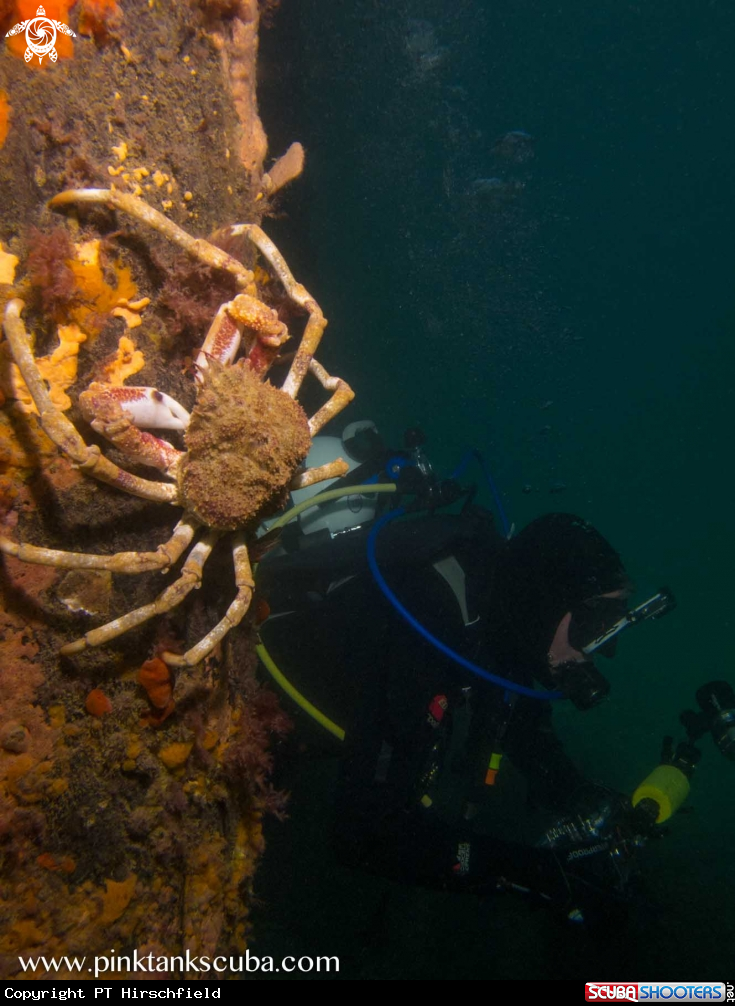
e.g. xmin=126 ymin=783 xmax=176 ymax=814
xmin=257 ymin=507 xmax=633 ymax=917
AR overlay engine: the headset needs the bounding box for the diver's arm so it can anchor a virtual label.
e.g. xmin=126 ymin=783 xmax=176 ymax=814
xmin=333 ymin=800 xmax=638 ymax=931
xmin=501 ymin=700 xmax=591 ymax=813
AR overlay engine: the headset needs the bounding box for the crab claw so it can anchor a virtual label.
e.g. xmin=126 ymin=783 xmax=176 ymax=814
xmin=82 ymin=386 xmax=190 ymax=430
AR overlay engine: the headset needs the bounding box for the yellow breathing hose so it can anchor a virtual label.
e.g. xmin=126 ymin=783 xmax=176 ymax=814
xmin=255 ymin=482 xmax=398 ymax=740
xmin=264 ymin=482 xmax=398 ymax=531
xmin=255 ymin=641 xmax=346 ymax=741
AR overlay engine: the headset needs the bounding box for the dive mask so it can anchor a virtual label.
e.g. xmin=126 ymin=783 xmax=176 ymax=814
xmin=568 ymin=596 xmax=629 ymax=658
xmin=559 ymin=589 xmax=676 ymax=711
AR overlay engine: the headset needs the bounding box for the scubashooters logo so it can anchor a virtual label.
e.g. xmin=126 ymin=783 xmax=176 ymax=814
xmin=5 ymin=5 xmax=76 ymax=65
xmin=585 ymin=984 xmax=727 ymax=1002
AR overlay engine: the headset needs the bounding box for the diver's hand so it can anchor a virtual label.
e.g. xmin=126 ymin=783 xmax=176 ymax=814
xmin=536 ymin=784 xmax=654 ymax=925
xmin=543 ymin=781 xmax=660 ymax=846
xmin=538 ymin=783 xmax=632 ymax=850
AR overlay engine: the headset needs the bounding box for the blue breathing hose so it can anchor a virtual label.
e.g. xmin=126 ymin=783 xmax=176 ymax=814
xmin=450 ymin=448 xmax=511 ymax=539
xmin=366 ymin=507 xmax=564 ymax=701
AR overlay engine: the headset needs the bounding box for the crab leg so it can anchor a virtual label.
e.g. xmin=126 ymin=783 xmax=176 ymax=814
xmin=79 ymin=383 xmax=185 ymax=477
xmin=230 ymin=224 xmax=324 ymax=397
xmin=0 ymin=517 xmax=198 ymax=575
xmin=290 ymin=459 xmax=349 ymax=490
xmin=305 ymin=359 xmax=355 ymax=436
xmin=3 ymin=301 xmax=177 ymax=504
xmin=163 ymin=533 xmax=254 ymax=668
xmin=230 ymin=224 xmax=355 ymax=419
xmin=60 ymin=530 xmax=219 ymax=657
xmin=49 ymin=188 xmax=255 ymax=289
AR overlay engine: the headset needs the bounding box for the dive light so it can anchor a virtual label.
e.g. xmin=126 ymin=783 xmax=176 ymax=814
xmin=681 ymin=680 xmax=735 ymax=761
xmin=632 ymin=679 xmax=735 ymax=823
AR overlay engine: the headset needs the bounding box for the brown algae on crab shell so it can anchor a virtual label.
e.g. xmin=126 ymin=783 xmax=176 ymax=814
xmin=179 ymin=359 xmax=312 ymax=530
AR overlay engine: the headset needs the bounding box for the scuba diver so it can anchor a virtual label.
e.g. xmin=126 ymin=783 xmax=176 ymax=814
xmin=255 ymin=422 xmax=733 ymax=930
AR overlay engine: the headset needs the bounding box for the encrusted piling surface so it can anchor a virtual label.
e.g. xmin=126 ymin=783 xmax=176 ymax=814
xmin=0 ymin=0 xmax=294 ymax=978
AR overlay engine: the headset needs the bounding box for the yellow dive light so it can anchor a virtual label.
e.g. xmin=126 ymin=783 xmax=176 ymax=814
xmin=631 ymin=764 xmax=690 ymax=823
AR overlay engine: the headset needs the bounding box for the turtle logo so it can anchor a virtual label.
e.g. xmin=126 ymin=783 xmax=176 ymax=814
xmin=5 ymin=5 xmax=76 ymax=65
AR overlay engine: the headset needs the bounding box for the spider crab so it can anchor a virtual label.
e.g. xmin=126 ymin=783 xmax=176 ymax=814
xmin=1 ymin=188 xmax=354 ymax=667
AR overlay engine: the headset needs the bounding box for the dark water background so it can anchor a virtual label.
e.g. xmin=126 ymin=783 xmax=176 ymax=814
xmin=252 ymin=0 xmax=735 ymax=980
